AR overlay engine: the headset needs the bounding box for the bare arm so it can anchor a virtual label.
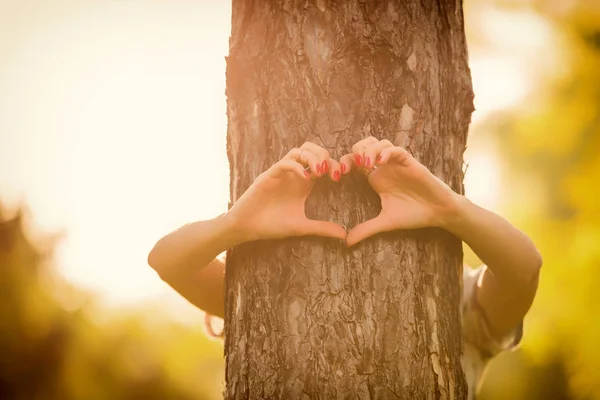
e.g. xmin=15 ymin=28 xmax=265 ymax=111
xmin=147 ymin=216 xmax=237 ymax=318
xmin=148 ymin=143 xmax=346 ymax=319
xmin=441 ymin=196 xmax=542 ymax=339
xmin=344 ymin=137 xmax=542 ymax=341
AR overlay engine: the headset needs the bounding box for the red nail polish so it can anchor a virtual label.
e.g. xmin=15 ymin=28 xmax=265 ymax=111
xmin=341 ymin=164 xmax=347 ymax=174
xmin=365 ymin=157 xmax=371 ymax=168
xmin=355 ymin=154 xmax=363 ymax=166
xmin=334 ymin=171 xmax=341 ymax=181
xmin=304 ymin=170 xmax=311 ymax=178
xmin=322 ymin=160 xmax=328 ymax=172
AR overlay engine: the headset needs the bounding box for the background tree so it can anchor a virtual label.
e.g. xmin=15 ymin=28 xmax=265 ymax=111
xmin=225 ymin=1 xmax=474 ymax=398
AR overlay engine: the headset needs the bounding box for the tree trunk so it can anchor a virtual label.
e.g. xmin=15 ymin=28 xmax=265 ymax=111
xmin=225 ymin=1 xmax=474 ymax=399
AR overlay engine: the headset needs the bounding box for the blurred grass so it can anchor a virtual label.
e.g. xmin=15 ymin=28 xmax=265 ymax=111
xmin=0 ymin=211 xmax=225 ymax=399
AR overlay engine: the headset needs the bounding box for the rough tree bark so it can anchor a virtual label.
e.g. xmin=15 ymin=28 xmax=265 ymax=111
xmin=225 ymin=0 xmax=474 ymax=398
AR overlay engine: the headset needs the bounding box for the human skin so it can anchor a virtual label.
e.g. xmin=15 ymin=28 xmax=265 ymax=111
xmin=148 ymin=138 xmax=542 ymax=340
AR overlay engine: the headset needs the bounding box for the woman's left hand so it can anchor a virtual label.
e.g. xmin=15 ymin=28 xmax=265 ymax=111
xmin=340 ymin=137 xmax=460 ymax=246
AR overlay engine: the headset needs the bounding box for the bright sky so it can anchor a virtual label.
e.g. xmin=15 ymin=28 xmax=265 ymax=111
xmin=0 ymin=1 xmax=554 ymax=309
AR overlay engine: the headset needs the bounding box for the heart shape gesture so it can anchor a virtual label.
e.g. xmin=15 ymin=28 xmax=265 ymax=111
xmin=229 ymin=138 xmax=458 ymax=246
xmin=229 ymin=142 xmax=347 ymax=243
xmin=340 ymin=137 xmax=458 ymax=246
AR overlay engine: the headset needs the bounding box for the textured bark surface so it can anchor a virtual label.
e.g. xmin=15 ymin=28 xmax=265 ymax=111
xmin=225 ymin=1 xmax=474 ymax=399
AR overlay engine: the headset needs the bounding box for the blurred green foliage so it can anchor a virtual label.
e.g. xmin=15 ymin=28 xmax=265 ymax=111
xmin=473 ymin=1 xmax=600 ymax=399
xmin=0 ymin=210 xmax=224 ymax=399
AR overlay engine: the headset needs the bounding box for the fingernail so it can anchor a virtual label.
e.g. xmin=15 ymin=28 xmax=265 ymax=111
xmin=355 ymin=154 xmax=363 ymax=166
xmin=321 ymin=160 xmax=328 ymax=172
xmin=365 ymin=157 xmax=371 ymax=168
xmin=341 ymin=164 xmax=347 ymax=174
xmin=304 ymin=170 xmax=311 ymax=178
xmin=334 ymin=171 xmax=341 ymax=181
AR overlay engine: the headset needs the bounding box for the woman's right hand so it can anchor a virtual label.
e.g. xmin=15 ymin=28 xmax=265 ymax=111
xmin=227 ymin=142 xmax=347 ymax=242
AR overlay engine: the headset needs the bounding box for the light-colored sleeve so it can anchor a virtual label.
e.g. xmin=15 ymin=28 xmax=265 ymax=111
xmin=204 ymin=313 xmax=225 ymax=339
xmin=462 ymin=266 xmax=523 ymax=359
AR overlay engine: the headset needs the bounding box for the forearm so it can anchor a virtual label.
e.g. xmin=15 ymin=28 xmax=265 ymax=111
xmin=147 ymin=212 xmax=245 ymax=279
xmin=441 ymin=195 xmax=542 ymax=286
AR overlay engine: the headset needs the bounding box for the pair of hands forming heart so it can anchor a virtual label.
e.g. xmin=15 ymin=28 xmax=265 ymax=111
xmin=229 ymin=137 xmax=459 ymax=247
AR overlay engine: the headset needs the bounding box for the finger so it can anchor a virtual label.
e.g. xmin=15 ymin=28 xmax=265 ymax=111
xmin=379 ymin=146 xmax=411 ymax=166
xmin=271 ymin=159 xmax=311 ymax=180
xmin=287 ymin=148 xmax=323 ymax=176
xmin=364 ymin=139 xmax=393 ymax=169
xmin=351 ymin=137 xmax=380 ymax=168
xmin=300 ymin=142 xmax=330 ymax=173
xmin=346 ymin=214 xmax=394 ymax=247
xmin=339 ymin=154 xmax=354 ymax=174
xmin=327 ymin=159 xmax=342 ymax=182
xmin=301 ymin=151 xmax=322 ymax=176
xmin=297 ymin=219 xmax=347 ymax=240
xmin=351 ymin=136 xmax=379 ymax=154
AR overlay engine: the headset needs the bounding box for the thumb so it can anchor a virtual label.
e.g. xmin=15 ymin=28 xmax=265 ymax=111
xmin=298 ymin=219 xmax=347 ymax=240
xmin=346 ymin=214 xmax=393 ymax=247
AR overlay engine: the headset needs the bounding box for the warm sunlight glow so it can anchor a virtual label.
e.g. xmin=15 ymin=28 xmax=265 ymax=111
xmin=463 ymin=141 xmax=502 ymax=210
xmin=0 ymin=2 xmax=230 ymax=307
xmin=465 ymin=8 xmax=556 ymax=210
xmin=469 ymin=8 xmax=556 ymax=125
xmin=0 ymin=3 xmax=553 ymax=306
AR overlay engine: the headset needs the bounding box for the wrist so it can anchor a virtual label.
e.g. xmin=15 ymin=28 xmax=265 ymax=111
xmin=219 ymin=210 xmax=253 ymax=247
xmin=437 ymin=193 xmax=472 ymax=233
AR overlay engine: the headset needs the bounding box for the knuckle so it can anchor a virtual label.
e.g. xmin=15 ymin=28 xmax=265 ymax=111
xmin=381 ymin=139 xmax=393 ymax=147
xmin=364 ymin=146 xmax=376 ymax=155
xmin=287 ymin=148 xmax=300 ymax=157
xmin=398 ymin=149 xmax=410 ymax=160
